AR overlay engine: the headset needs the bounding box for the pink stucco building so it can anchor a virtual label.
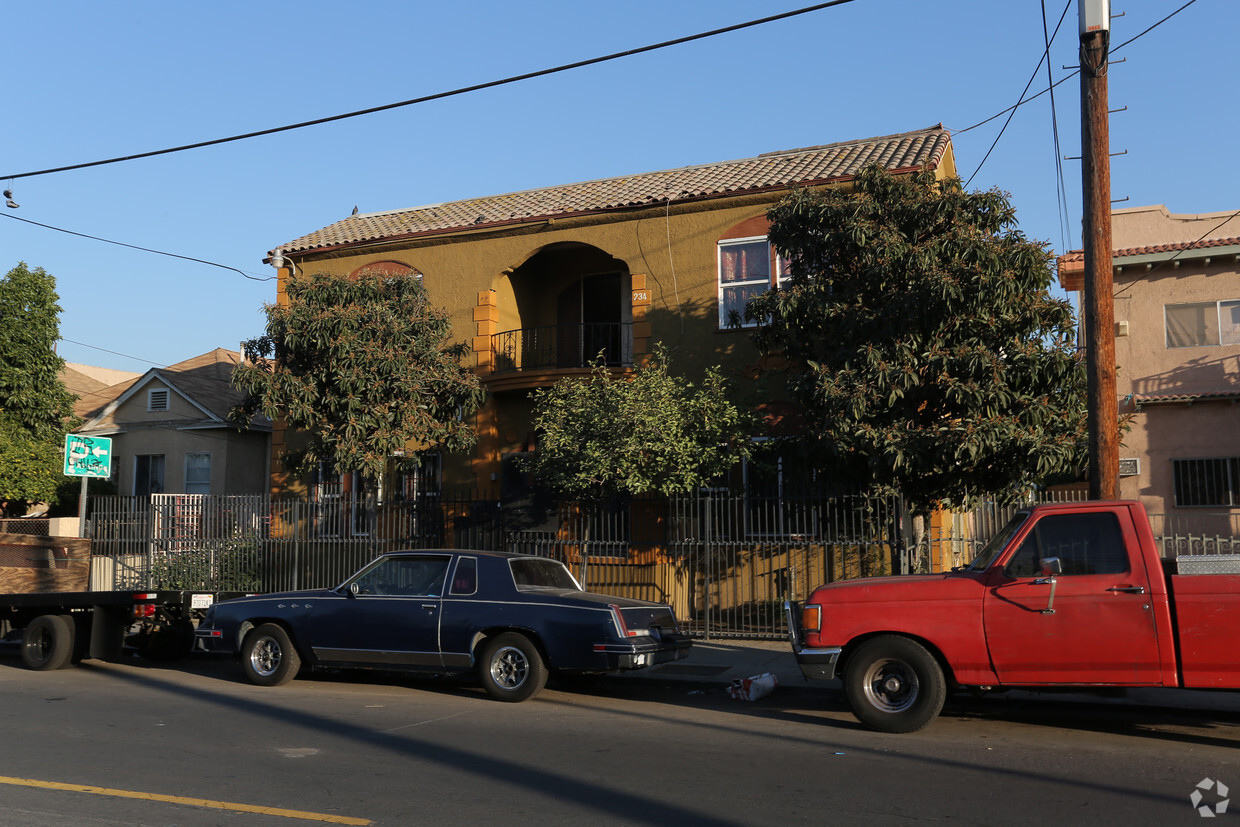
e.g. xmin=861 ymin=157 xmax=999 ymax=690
xmin=1059 ymin=205 xmax=1240 ymax=535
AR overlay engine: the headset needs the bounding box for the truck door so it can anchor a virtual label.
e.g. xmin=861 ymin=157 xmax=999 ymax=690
xmin=982 ymin=509 xmax=1163 ymax=685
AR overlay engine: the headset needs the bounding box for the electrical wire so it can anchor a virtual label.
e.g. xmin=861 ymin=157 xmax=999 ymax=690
xmin=0 ymin=1 xmax=857 ymax=182
xmin=60 ymin=338 xmax=166 ymax=369
xmin=0 ymin=212 xmax=275 ymax=282
xmin=1041 ymin=0 xmax=1073 ymax=253
xmin=955 ymin=0 xmax=1201 ymax=136
xmin=963 ymin=1 xmax=1071 ymax=189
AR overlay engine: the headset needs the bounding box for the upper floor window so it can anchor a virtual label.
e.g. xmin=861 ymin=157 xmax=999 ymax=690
xmin=717 ymin=236 xmax=790 ymax=328
xmin=1165 ymin=300 xmax=1240 ymax=348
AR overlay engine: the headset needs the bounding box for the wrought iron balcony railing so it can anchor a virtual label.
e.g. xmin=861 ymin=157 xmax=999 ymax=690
xmin=492 ymin=322 xmax=632 ymax=374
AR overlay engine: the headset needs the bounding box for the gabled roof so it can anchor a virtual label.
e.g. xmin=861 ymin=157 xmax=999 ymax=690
xmin=76 ymin=348 xmax=270 ymax=432
xmin=271 ymin=125 xmax=953 ymax=259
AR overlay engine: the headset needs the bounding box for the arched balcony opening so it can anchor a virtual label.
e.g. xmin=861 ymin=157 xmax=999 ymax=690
xmin=491 ymin=243 xmax=633 ymax=375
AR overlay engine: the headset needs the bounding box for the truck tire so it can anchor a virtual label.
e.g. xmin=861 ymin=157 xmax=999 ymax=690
xmin=844 ymin=635 xmax=946 ymax=733
xmin=21 ymin=614 xmax=75 ymax=671
xmin=478 ymin=632 xmax=547 ymax=702
xmin=241 ymin=623 xmax=301 ymax=687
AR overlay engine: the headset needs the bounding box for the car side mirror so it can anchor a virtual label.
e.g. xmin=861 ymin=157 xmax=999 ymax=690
xmin=1039 ymin=557 xmax=1062 ymax=577
xmin=348 ymin=582 xmax=360 ymax=598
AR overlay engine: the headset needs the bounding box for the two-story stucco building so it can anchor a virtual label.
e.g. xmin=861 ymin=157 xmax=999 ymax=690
xmin=1059 ymin=205 xmax=1240 ymax=534
xmin=264 ymin=125 xmax=957 ymax=505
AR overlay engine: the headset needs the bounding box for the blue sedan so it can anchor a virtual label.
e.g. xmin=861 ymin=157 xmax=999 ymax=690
xmin=195 ymin=549 xmax=691 ymax=701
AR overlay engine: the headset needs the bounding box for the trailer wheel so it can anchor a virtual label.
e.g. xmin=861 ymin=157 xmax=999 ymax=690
xmin=844 ymin=635 xmax=946 ymax=733
xmin=21 ymin=614 xmax=75 ymax=671
xmin=241 ymin=623 xmax=301 ymax=687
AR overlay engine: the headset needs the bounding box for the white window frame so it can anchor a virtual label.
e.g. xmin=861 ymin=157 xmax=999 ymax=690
xmin=185 ymin=452 xmax=212 ymax=495
xmin=1164 ymin=299 xmax=1240 ymax=348
xmin=717 ymin=236 xmax=791 ymax=328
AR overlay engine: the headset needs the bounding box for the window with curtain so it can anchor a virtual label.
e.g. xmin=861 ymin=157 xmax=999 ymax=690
xmin=718 ymin=237 xmax=790 ymax=328
xmin=185 ymin=453 xmax=211 ymax=495
xmin=1165 ymin=300 xmax=1240 ymax=347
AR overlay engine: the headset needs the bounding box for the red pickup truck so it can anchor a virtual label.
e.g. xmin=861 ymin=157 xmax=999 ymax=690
xmin=787 ymin=500 xmax=1240 ymax=732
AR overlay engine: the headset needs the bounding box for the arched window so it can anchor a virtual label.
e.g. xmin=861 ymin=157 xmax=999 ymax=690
xmin=348 ymin=260 xmax=421 ymax=281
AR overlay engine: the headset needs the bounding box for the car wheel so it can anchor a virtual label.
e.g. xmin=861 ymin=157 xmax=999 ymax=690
xmin=479 ymin=632 xmax=547 ymax=702
xmin=21 ymin=614 xmax=75 ymax=671
xmin=241 ymin=623 xmax=301 ymax=687
xmin=844 ymin=635 xmax=946 ymax=733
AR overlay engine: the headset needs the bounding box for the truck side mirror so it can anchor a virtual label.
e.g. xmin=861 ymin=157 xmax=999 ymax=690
xmin=1039 ymin=557 xmax=1062 ymax=577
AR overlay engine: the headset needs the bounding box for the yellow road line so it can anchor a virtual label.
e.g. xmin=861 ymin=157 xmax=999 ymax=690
xmin=0 ymin=774 xmax=371 ymax=825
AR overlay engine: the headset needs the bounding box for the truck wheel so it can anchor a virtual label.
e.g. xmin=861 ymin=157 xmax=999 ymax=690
xmin=478 ymin=632 xmax=547 ymax=702
xmin=844 ymin=635 xmax=946 ymax=733
xmin=241 ymin=623 xmax=301 ymax=687
xmin=21 ymin=614 xmax=75 ymax=671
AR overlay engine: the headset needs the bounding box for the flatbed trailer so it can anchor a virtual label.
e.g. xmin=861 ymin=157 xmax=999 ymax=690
xmin=0 ymin=531 xmax=247 ymax=669
xmin=0 ymin=589 xmax=248 ymax=669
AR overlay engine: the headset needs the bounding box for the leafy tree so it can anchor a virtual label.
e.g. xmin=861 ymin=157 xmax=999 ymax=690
xmin=0 ymin=263 xmax=78 ymax=510
xmin=747 ymin=165 xmax=1086 ymax=516
xmin=231 ymin=271 xmax=486 ymax=482
xmin=523 ymin=345 xmax=754 ymax=503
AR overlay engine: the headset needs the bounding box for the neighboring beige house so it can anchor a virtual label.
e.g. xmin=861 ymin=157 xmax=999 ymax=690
xmin=73 ymin=349 xmax=271 ymax=496
xmin=1059 ymin=205 xmax=1240 ymax=530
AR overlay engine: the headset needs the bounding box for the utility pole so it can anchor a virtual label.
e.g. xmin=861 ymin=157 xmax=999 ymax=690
xmin=1078 ymin=0 xmax=1118 ymax=500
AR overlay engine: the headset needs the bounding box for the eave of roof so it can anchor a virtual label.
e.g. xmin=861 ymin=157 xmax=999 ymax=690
xmin=1131 ymin=390 xmax=1240 ymax=406
xmin=1058 ymin=236 xmax=1240 ymax=270
xmin=270 ymin=125 xmax=952 ymax=260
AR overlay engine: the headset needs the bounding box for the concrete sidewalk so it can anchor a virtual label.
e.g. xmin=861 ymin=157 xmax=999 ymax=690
xmin=618 ymin=637 xmax=1240 ymax=716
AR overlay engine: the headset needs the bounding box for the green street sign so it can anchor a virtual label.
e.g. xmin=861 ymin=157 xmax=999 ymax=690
xmin=64 ymin=434 xmax=112 ymax=478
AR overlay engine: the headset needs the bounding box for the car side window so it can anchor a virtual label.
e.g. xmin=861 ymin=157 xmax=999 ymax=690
xmin=1003 ymin=512 xmax=1128 ymax=577
xmin=352 ymin=557 xmax=450 ymax=596
xmin=450 ymin=557 xmax=477 ymax=596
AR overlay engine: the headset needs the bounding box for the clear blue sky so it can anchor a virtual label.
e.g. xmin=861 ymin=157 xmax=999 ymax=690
xmin=2 ymin=0 xmax=1233 ymax=373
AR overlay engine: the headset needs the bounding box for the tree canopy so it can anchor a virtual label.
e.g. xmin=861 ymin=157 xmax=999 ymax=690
xmin=0 ymin=263 xmax=78 ymax=508
xmin=231 ymin=271 xmax=486 ymax=482
xmin=747 ymin=165 xmax=1087 ymax=515
xmin=523 ymin=345 xmax=754 ymax=502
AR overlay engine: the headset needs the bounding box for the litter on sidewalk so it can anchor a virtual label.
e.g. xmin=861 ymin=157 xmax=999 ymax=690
xmin=728 ymin=672 xmax=778 ymax=701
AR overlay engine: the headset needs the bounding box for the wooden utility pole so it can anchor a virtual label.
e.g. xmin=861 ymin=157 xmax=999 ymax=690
xmin=1079 ymin=0 xmax=1118 ymax=499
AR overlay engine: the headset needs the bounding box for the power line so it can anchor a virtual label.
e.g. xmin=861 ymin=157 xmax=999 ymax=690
xmin=0 ymin=212 xmax=275 ymax=282
xmin=60 ymin=338 xmax=166 ymax=369
xmin=963 ymin=1 xmax=1071 ymax=189
xmin=0 ymin=1 xmax=857 ymax=182
xmin=955 ymin=0 xmax=1201 ymax=137
xmin=1041 ymin=0 xmax=1073 ymax=253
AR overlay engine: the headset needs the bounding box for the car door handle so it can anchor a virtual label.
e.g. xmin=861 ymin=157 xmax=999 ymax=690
xmin=421 ymin=603 xmax=438 ymax=610
xmin=1106 ymin=585 xmax=1146 ymax=594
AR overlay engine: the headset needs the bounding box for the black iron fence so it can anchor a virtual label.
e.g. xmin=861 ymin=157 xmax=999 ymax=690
xmin=83 ymin=488 xmax=1240 ymax=639
xmin=491 ymin=322 xmax=632 ymax=373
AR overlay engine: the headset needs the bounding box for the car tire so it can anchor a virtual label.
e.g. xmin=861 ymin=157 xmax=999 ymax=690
xmin=241 ymin=623 xmax=301 ymax=687
xmin=479 ymin=632 xmax=547 ymax=702
xmin=21 ymin=614 xmax=75 ymax=671
xmin=844 ymin=635 xmax=946 ymax=733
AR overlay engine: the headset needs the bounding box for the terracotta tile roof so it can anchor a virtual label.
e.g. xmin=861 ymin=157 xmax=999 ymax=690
xmin=1058 ymin=235 xmax=1240 ymax=266
xmin=1133 ymin=390 xmax=1240 ymax=404
xmin=271 ymin=125 xmax=952 ymax=259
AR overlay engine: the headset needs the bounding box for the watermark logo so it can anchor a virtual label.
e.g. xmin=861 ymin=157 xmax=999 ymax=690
xmin=1190 ymin=778 xmax=1230 ymax=818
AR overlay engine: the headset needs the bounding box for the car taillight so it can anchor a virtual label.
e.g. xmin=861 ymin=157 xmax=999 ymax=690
xmin=802 ymin=604 xmax=822 ymax=634
xmin=609 ymin=605 xmax=640 ymax=637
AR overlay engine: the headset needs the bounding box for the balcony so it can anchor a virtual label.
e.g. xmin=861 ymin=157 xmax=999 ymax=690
xmin=486 ymin=322 xmax=633 ymax=389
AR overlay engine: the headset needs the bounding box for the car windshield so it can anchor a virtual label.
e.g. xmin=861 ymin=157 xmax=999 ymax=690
xmin=509 ymin=558 xmax=581 ymax=591
xmin=966 ymin=512 xmax=1029 ymax=572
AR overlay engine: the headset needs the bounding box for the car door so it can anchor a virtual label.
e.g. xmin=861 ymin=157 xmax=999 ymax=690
xmin=307 ymin=554 xmax=452 ymax=668
xmin=982 ymin=509 xmax=1164 ymax=685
